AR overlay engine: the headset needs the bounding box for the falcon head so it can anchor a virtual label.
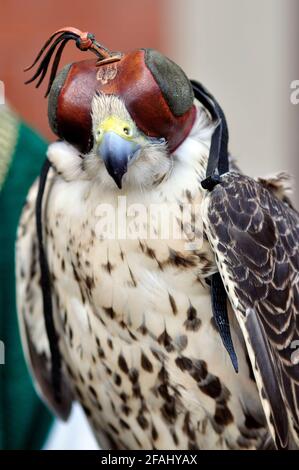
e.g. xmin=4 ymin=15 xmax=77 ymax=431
xmin=25 ymin=27 xmax=198 ymax=189
xmin=87 ymin=94 xmax=169 ymax=189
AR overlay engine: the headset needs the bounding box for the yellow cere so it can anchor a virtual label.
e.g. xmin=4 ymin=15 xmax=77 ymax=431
xmin=96 ymin=116 xmax=135 ymax=143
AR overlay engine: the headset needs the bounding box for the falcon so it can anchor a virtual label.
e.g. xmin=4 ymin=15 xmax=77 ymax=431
xmin=16 ymin=27 xmax=299 ymax=450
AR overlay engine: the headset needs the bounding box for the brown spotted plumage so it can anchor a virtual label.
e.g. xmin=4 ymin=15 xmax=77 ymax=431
xmin=16 ymin=95 xmax=298 ymax=450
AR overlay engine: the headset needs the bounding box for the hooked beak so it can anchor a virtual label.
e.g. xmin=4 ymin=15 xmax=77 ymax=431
xmin=96 ymin=131 xmax=140 ymax=188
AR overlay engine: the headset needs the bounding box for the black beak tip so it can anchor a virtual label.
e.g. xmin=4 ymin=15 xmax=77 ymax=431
xmin=115 ymin=178 xmax=122 ymax=189
xmin=107 ymin=167 xmax=126 ymax=189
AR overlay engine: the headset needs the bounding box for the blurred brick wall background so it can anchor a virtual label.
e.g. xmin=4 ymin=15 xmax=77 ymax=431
xmin=0 ymin=0 xmax=162 ymax=140
xmin=165 ymin=0 xmax=299 ymax=199
xmin=0 ymin=0 xmax=298 ymax=199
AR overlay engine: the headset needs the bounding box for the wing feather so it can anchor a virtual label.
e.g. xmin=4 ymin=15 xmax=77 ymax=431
xmin=202 ymin=172 xmax=299 ymax=448
xmin=16 ymin=175 xmax=73 ymax=420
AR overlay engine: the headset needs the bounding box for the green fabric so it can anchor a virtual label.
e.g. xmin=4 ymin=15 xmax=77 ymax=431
xmin=0 ymin=118 xmax=53 ymax=449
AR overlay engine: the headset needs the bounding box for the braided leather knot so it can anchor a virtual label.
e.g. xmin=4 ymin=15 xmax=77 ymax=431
xmin=76 ymin=32 xmax=94 ymax=51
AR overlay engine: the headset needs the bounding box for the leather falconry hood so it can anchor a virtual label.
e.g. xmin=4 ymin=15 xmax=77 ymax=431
xmin=25 ymin=27 xmax=196 ymax=154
